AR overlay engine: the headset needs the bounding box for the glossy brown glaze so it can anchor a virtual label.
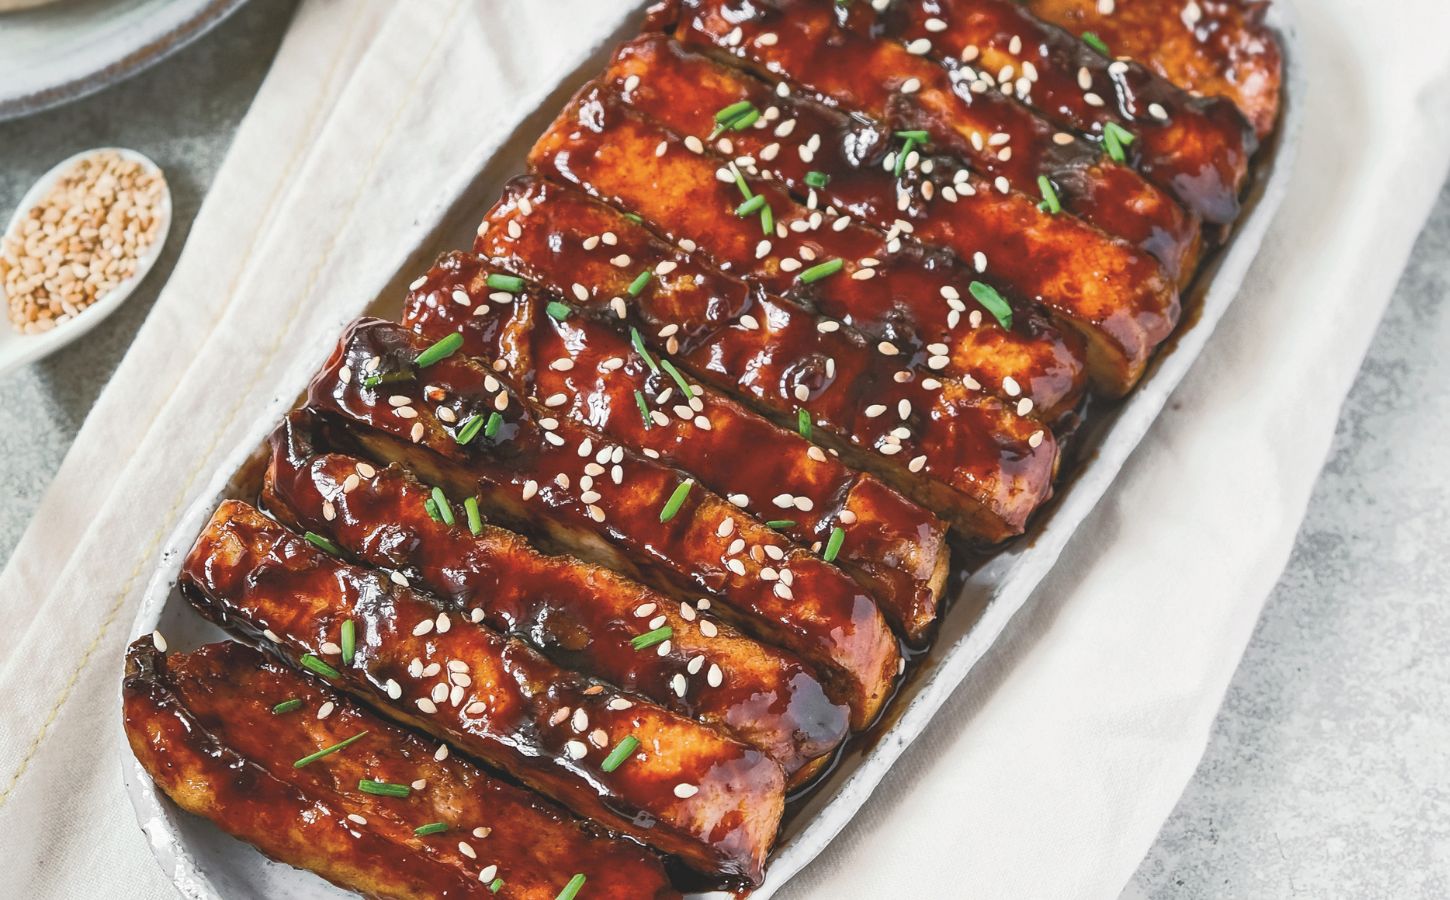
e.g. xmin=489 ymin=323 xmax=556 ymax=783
xmin=541 ymin=78 xmax=1088 ymax=420
xmin=123 ymin=639 xmax=679 ymax=899
xmin=875 ymin=0 xmax=1256 ymax=225
xmin=304 ymin=319 xmax=902 ymax=728
xmin=399 ymin=252 xmax=949 ymax=642
xmin=603 ymin=35 xmax=1178 ymax=396
xmin=180 ymin=501 xmax=785 ymax=882
xmin=1021 ymin=0 xmax=1283 ymax=139
xmin=659 ymin=0 xmax=1203 ymax=278
xmin=261 ymin=410 xmax=851 ymax=780
xmin=479 ymin=177 xmax=1056 ymax=543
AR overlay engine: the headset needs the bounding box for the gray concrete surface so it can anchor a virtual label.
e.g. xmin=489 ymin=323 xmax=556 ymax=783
xmin=0 ymin=4 xmax=1446 ymax=896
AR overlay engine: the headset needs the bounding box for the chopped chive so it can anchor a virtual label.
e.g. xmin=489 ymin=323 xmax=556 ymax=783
xmin=601 ymin=735 xmax=641 ymax=773
xmin=659 ymin=479 xmax=694 ymax=523
xmin=424 ymin=497 xmax=441 ymax=522
xmin=557 ymin=873 xmax=586 ymax=900
xmin=729 ymin=108 xmax=761 ymax=131
xmin=760 ymin=202 xmax=774 ymax=236
xmin=797 ymin=408 xmax=812 ymax=439
xmin=626 ymin=270 xmax=652 ymax=297
xmin=714 ymin=100 xmax=756 ymax=123
xmin=484 ymin=411 xmax=503 ymax=439
xmin=1103 ymin=121 xmax=1136 ymax=163
xmin=465 ymin=496 xmax=483 ymax=536
xmin=300 ymin=653 xmax=341 ymax=680
xmin=272 ymin=698 xmax=303 ymax=715
xmin=361 ymin=369 xmax=413 ymax=389
xmin=765 ymin=519 xmax=797 ymax=529
xmin=485 ymin=273 xmax=524 ymax=293
xmin=454 ymin=414 xmax=486 ymax=445
xmin=488 ymin=878 xmax=505 ymax=893
xmin=631 ymin=625 xmax=673 ymax=651
xmin=1037 ymin=175 xmax=1062 ymax=214
xmin=358 ymin=779 xmax=411 ymax=798
xmin=634 ymin=389 xmax=652 ymax=429
xmin=735 ymin=194 xmax=767 ymax=217
xmin=732 ymin=167 xmax=753 ymax=200
xmin=969 ymin=281 xmax=1014 ymax=330
xmin=805 ymin=170 xmax=830 ymax=189
xmin=413 ymin=821 xmax=449 ymax=836
xmin=630 ymin=327 xmax=660 ymax=374
xmin=894 ymin=129 xmax=931 ymax=142
xmin=293 ymin=730 xmax=369 ymax=768
xmin=414 ymin=332 xmax=463 ymax=369
xmin=622 ymin=212 xmax=643 ymax=224
xmin=304 ymin=531 xmax=342 ymax=556
xmin=894 ymin=137 xmax=916 ymax=177
xmin=823 ymin=526 xmax=846 ymax=563
xmin=1082 ymin=31 xmax=1110 ymax=56
xmin=431 ymin=486 xmax=455 ymax=526
xmin=340 ymin=619 xmax=356 ymax=665
xmin=546 ymin=301 xmax=573 ymax=321
xmin=798 ymin=258 xmax=844 ymax=284
xmin=659 ymin=358 xmax=692 ymax=398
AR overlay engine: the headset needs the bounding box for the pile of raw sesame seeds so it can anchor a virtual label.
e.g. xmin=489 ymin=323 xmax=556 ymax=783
xmin=1 ymin=150 xmax=165 ymax=334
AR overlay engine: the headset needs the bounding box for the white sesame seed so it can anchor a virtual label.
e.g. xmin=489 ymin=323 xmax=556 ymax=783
xmin=416 ymin=698 xmax=438 ymax=714
xmin=348 ymin=814 xmax=367 ymax=826
xmin=413 ymin=619 xmax=434 ymax=637
xmin=674 ymin=783 xmax=699 ymax=799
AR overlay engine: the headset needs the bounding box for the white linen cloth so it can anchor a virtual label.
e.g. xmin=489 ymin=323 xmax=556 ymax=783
xmin=1 ymin=0 xmax=1447 ymax=896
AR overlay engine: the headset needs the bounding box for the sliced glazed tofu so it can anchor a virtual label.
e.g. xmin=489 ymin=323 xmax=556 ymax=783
xmin=304 ymin=319 xmax=902 ymax=728
xmin=123 ymin=638 xmax=680 ymax=899
xmin=479 ymin=177 xmax=1057 ymax=544
xmin=1020 ymin=0 xmax=1284 ymax=139
xmin=601 ymin=35 xmax=1180 ymax=395
xmin=262 ymin=410 xmax=852 ymax=780
xmin=398 ymin=252 xmax=950 ymax=641
xmin=180 ymin=500 xmax=787 ymax=882
xmin=659 ymin=0 xmax=1202 ymax=278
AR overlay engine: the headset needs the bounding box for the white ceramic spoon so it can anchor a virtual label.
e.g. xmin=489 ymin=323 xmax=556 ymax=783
xmin=0 ymin=147 xmax=171 ymax=378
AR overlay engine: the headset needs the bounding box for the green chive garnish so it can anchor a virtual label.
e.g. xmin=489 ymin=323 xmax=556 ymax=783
xmin=732 ymin=167 xmax=753 ymax=200
xmin=760 ymin=202 xmax=774 ymax=236
xmin=659 ymin=479 xmax=693 ymax=523
xmin=413 ymin=822 xmax=449 ymax=836
xmin=969 ymin=281 xmax=1013 ymax=330
xmin=546 ymin=301 xmax=572 ymax=321
xmin=465 ymin=496 xmax=483 ymax=536
xmin=361 ymin=369 xmax=413 ymax=389
xmin=358 ymin=779 xmax=411 ymax=798
xmin=485 ymin=273 xmax=524 ymax=293
xmin=293 ymin=730 xmax=369 ymax=768
xmin=601 ymin=735 xmax=641 ymax=773
xmin=634 ymin=389 xmax=652 ymax=429
xmin=797 ymin=408 xmax=811 ymax=439
xmin=895 ymin=139 xmax=916 ymax=177
xmin=627 ymin=270 xmax=652 ymax=297
xmin=623 ymin=212 xmax=643 ymax=224
xmin=714 ymin=100 xmax=755 ymax=123
xmin=1103 ymin=121 xmax=1136 ymax=164
xmin=631 ymin=626 xmax=673 ymax=651
xmin=1082 ymin=31 xmax=1110 ymax=56
xmin=630 ymin=327 xmax=660 ymax=374
xmin=454 ymin=414 xmax=485 ymax=445
xmin=424 ymin=498 xmax=441 ymax=522
xmin=431 ymin=486 xmax=455 ymax=526
xmin=414 ymin=332 xmax=463 ymax=369
xmin=484 ymin=411 xmax=503 ymax=439
xmin=894 ymin=129 xmax=930 ymax=142
xmin=805 ymin=170 xmax=830 ymax=189
xmin=300 ymin=653 xmax=341 ymax=680
xmin=557 ymin=873 xmax=586 ymax=900
xmin=1037 ymin=175 xmax=1062 ymax=215
xmin=659 ymin=358 xmax=692 ymax=398
xmin=489 ymin=878 xmax=505 ymax=893
xmin=765 ymin=519 xmax=796 ymax=529
xmin=736 ymin=194 xmax=767 ymax=217
xmin=798 ymin=258 xmax=844 ymax=284
xmin=272 ymin=698 xmax=303 ymax=715
xmin=823 ymin=526 xmax=846 ymax=563
xmin=305 ymin=531 xmax=342 ymax=556
xmin=340 ymin=619 xmax=356 ymax=665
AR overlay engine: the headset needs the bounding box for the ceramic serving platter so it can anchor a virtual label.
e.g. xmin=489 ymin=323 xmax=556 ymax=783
xmin=122 ymin=3 xmax=1304 ymax=896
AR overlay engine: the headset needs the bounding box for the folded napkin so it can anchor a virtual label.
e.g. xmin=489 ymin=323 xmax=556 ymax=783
xmin=1 ymin=0 xmax=1447 ymax=897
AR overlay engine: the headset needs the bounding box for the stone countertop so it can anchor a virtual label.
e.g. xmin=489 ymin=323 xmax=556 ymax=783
xmin=0 ymin=4 xmax=1445 ymax=896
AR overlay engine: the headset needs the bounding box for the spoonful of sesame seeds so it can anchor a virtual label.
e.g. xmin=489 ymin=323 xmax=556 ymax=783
xmin=0 ymin=147 xmax=171 ymax=378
